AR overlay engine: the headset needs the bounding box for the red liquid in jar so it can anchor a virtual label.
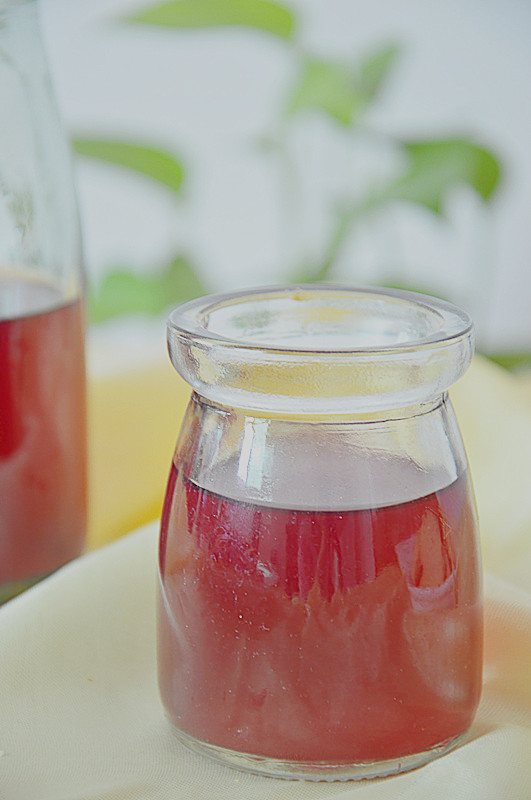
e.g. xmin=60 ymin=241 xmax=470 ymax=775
xmin=0 ymin=278 xmax=86 ymax=589
xmin=158 ymin=465 xmax=482 ymax=763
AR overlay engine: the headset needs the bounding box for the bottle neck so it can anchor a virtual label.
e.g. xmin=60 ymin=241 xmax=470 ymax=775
xmin=0 ymin=1 xmax=40 ymax=57
xmin=0 ymin=0 xmax=83 ymax=298
xmin=0 ymin=0 xmax=48 ymax=120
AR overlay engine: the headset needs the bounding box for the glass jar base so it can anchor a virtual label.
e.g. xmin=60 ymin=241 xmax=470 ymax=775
xmin=168 ymin=723 xmax=468 ymax=782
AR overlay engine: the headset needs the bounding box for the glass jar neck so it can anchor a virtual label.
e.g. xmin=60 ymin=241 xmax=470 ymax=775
xmin=183 ymin=390 xmax=468 ymax=514
xmin=194 ymin=389 xmax=446 ymax=424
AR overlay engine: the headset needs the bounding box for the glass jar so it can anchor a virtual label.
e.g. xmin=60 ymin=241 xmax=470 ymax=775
xmin=0 ymin=0 xmax=86 ymax=602
xmin=158 ymin=285 xmax=482 ymax=781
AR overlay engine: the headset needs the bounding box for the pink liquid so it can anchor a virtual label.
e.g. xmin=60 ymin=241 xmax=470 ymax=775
xmin=158 ymin=465 xmax=482 ymax=763
xmin=0 ymin=278 xmax=86 ymax=591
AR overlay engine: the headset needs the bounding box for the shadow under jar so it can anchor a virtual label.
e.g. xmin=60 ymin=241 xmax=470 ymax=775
xmin=158 ymin=285 xmax=483 ymax=781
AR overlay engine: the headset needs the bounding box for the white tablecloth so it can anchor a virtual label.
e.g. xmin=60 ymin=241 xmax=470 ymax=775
xmin=0 ymin=523 xmax=529 ymax=800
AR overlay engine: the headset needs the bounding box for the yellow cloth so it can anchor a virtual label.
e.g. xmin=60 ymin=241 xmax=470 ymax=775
xmin=87 ymin=362 xmax=190 ymax=549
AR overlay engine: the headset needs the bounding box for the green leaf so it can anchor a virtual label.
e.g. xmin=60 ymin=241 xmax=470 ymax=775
xmin=486 ymin=352 xmax=531 ymax=372
xmin=126 ymin=0 xmax=295 ymax=39
xmin=89 ymin=257 xmax=207 ymax=323
xmin=298 ymin=138 xmax=502 ymax=283
xmin=74 ymin=139 xmax=185 ymax=195
xmin=382 ymin=138 xmax=501 ymax=214
xmin=359 ymin=43 xmax=401 ymax=101
xmin=287 ymin=58 xmax=366 ymax=125
xmin=287 ymin=44 xmax=400 ymax=126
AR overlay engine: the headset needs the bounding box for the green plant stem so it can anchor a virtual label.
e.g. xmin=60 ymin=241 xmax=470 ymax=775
xmin=307 ymin=198 xmax=378 ymax=282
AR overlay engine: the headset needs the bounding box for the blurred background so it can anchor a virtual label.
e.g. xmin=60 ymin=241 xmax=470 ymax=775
xmin=40 ymin=0 xmax=531 ymax=362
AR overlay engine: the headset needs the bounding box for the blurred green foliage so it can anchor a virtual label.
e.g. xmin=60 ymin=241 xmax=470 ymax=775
xmin=488 ymin=353 xmax=531 ymax=372
xmin=88 ymin=257 xmax=207 ymax=324
xmin=382 ymin=139 xmax=500 ymax=213
xmin=76 ymin=0 xmax=505 ymax=355
xmin=304 ymin=136 xmax=501 ymax=282
xmin=126 ymin=0 xmax=295 ymax=39
xmin=287 ymin=46 xmax=400 ymax=125
xmin=73 ymin=140 xmax=185 ymax=194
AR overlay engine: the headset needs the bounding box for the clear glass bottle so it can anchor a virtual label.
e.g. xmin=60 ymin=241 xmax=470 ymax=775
xmin=0 ymin=0 xmax=86 ymax=602
xmin=158 ymin=285 xmax=482 ymax=780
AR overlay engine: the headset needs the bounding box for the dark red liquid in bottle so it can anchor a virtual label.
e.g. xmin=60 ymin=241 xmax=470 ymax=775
xmin=0 ymin=279 xmax=86 ymax=594
xmin=158 ymin=464 xmax=482 ymax=763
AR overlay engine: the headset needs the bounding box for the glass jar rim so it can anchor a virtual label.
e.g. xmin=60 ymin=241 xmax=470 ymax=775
xmin=167 ymin=284 xmax=474 ymax=414
xmin=168 ymin=284 xmax=472 ymax=354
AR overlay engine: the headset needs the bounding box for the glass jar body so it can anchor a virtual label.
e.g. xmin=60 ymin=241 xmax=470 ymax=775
xmin=158 ymin=392 xmax=482 ymax=780
xmin=0 ymin=0 xmax=86 ymax=601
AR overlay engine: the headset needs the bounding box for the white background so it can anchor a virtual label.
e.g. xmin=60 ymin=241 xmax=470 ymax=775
xmin=40 ymin=0 xmax=531 ymax=352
